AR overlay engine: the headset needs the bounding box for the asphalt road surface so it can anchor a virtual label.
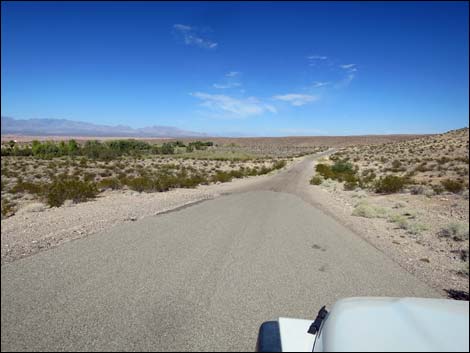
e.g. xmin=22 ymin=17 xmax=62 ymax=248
xmin=1 ymin=153 xmax=440 ymax=352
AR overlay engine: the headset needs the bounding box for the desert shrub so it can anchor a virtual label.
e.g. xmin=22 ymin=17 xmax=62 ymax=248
xmin=389 ymin=214 xmax=409 ymax=229
xmin=1 ymin=199 xmax=16 ymax=218
xmin=212 ymin=171 xmax=233 ymax=183
xmin=391 ymin=160 xmax=402 ymax=170
xmin=310 ymin=176 xmax=323 ymax=185
xmin=160 ymin=143 xmax=175 ymax=155
xmin=187 ymin=141 xmax=213 ymax=150
xmin=97 ymin=177 xmax=122 ymax=191
xmin=441 ymin=179 xmax=464 ymax=193
xmin=407 ymin=223 xmax=428 ymax=235
xmin=331 ymin=160 xmax=354 ymax=174
xmin=410 ymin=185 xmax=426 ymax=195
xmin=315 ymin=164 xmax=334 ymax=179
xmin=11 ymin=180 xmax=44 ymax=195
xmin=344 ymin=180 xmax=359 ymax=191
xmin=176 ymin=174 xmax=207 ymax=188
xmin=374 ymin=175 xmax=408 ymax=194
xmin=258 ymin=166 xmax=271 ymax=175
xmin=432 ymin=184 xmax=444 ymax=195
xmin=45 ymin=178 xmax=98 ymax=207
xmin=273 ymin=160 xmax=287 ymax=169
xmin=352 ymin=201 xmax=389 ymax=218
xmin=125 ymin=176 xmax=158 ymax=192
xmin=439 ymin=222 xmax=469 ymax=241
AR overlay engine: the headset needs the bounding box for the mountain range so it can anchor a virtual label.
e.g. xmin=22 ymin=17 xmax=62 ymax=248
xmin=0 ymin=117 xmax=207 ymax=138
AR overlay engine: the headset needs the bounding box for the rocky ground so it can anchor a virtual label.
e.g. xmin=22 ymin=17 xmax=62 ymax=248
xmin=306 ymin=129 xmax=469 ymax=297
xmin=308 ymin=179 xmax=469 ymax=296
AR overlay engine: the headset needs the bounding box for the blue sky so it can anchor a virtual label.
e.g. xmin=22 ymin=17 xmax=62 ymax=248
xmin=1 ymin=1 xmax=468 ymax=136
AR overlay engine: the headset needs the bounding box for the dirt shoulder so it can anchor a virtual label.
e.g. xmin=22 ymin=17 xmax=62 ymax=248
xmin=305 ymin=173 xmax=469 ymax=297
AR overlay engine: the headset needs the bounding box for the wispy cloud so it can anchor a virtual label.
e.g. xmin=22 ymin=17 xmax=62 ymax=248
xmin=308 ymin=54 xmax=329 ymax=66
xmin=308 ymin=55 xmax=328 ymax=60
xmin=213 ymin=71 xmax=242 ymax=89
xmin=340 ymin=64 xmax=356 ymax=70
xmin=312 ymin=81 xmax=330 ymax=88
xmin=338 ymin=63 xmax=358 ymax=86
xmin=173 ymin=24 xmax=218 ymax=49
xmin=213 ymin=83 xmax=241 ymax=89
xmin=272 ymin=93 xmax=319 ymax=106
xmin=191 ymin=92 xmax=277 ymax=118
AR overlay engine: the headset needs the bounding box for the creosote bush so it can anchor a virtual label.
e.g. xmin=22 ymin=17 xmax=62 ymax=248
xmin=374 ymin=175 xmax=408 ymax=194
xmin=310 ymin=176 xmax=323 ymax=185
xmin=441 ymin=179 xmax=464 ymax=194
xmin=45 ymin=178 xmax=99 ymax=207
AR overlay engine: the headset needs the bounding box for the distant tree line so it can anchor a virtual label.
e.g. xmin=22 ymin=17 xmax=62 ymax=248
xmin=1 ymin=139 xmax=215 ymax=159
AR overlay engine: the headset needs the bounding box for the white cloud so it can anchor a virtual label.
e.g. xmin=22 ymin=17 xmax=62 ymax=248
xmin=173 ymin=24 xmax=192 ymax=31
xmin=308 ymin=55 xmax=328 ymax=60
xmin=308 ymin=55 xmax=329 ymax=67
xmin=313 ymin=81 xmax=330 ymax=88
xmin=338 ymin=64 xmax=358 ymax=86
xmin=191 ymin=92 xmax=277 ymax=118
xmin=213 ymin=72 xmax=242 ymax=89
xmin=272 ymin=94 xmax=319 ymax=106
xmin=173 ymin=24 xmax=218 ymax=49
xmin=213 ymin=82 xmax=241 ymax=89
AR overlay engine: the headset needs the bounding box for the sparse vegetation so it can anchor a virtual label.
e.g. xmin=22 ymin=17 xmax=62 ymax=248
xmin=0 ymin=139 xmax=293 ymax=217
xmin=439 ymin=222 xmax=469 ymax=241
xmin=352 ymin=201 xmax=389 ymax=218
xmin=374 ymin=175 xmax=408 ymax=194
xmin=441 ymin=179 xmax=464 ymax=194
xmin=310 ymin=175 xmax=323 ymax=185
xmin=45 ymin=178 xmax=99 ymax=207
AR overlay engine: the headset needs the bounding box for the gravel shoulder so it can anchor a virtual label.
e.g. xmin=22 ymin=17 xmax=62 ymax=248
xmin=305 ymin=170 xmax=469 ymax=296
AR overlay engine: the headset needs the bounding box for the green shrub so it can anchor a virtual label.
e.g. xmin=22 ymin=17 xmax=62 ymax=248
xmin=315 ymin=164 xmax=334 ymax=179
xmin=374 ymin=175 xmax=408 ymax=194
xmin=125 ymin=176 xmax=158 ymax=192
xmin=97 ymin=177 xmax=122 ymax=191
xmin=11 ymin=180 xmax=44 ymax=195
xmin=1 ymin=199 xmax=16 ymax=217
xmin=273 ymin=160 xmax=287 ymax=169
xmin=310 ymin=176 xmax=323 ymax=185
xmin=212 ymin=171 xmax=233 ymax=183
xmin=331 ymin=160 xmax=354 ymax=174
xmin=441 ymin=179 xmax=464 ymax=193
xmin=45 ymin=178 xmax=98 ymax=207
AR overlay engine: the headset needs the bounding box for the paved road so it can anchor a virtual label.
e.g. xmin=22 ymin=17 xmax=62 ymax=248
xmin=1 ymin=153 xmax=439 ymax=352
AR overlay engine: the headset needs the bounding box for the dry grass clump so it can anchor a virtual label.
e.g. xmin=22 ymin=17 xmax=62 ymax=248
xmin=352 ymin=201 xmax=389 ymax=218
xmin=439 ymin=222 xmax=469 ymax=241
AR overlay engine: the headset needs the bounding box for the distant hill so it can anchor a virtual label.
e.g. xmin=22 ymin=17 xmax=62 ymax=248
xmin=0 ymin=117 xmax=207 ymax=138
